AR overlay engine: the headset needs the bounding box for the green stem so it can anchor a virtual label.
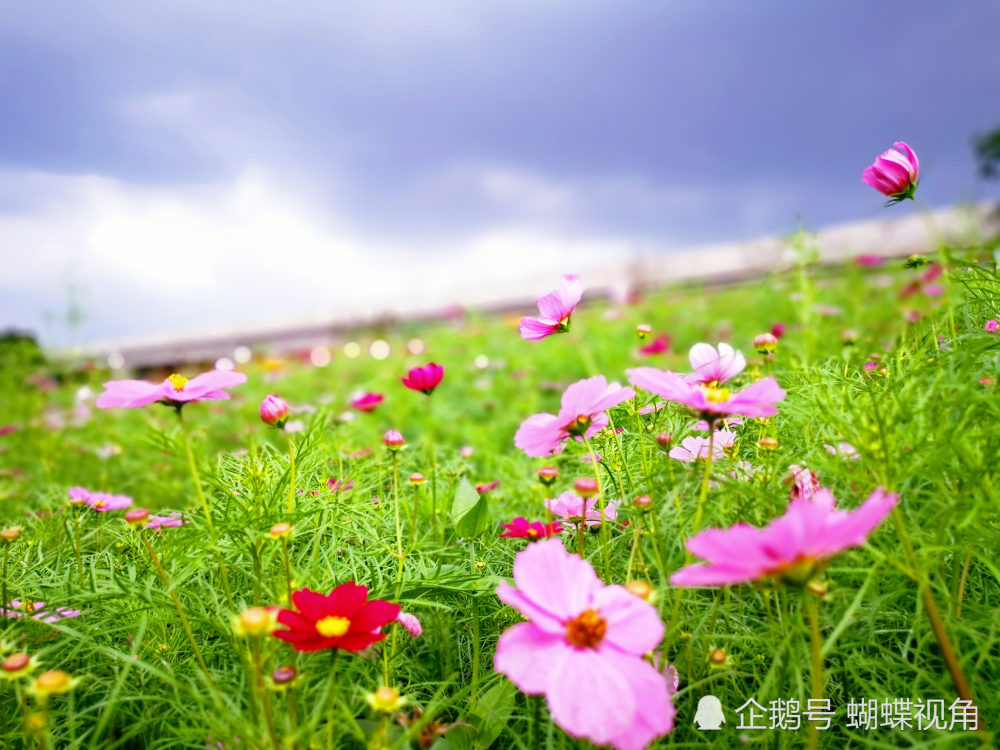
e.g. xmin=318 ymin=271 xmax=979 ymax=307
xmin=805 ymin=594 xmax=824 ymax=750
xmin=583 ymin=436 xmax=611 ymax=579
xmin=287 ymin=435 xmax=297 ymax=514
xmin=73 ymin=507 xmax=84 ymax=587
xmin=691 ymin=426 xmax=716 ymax=534
xmin=252 ymin=637 xmax=280 ymax=750
xmin=281 ymin=538 xmax=293 ymax=606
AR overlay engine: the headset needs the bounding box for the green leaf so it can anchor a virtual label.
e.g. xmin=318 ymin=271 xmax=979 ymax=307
xmin=469 ymin=680 xmax=517 ymax=749
xmin=450 ymin=478 xmax=480 ymax=522
xmin=455 ymin=492 xmax=490 ymax=539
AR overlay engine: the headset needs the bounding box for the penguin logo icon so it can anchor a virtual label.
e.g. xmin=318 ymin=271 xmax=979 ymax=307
xmin=694 ymin=695 xmax=725 ymax=730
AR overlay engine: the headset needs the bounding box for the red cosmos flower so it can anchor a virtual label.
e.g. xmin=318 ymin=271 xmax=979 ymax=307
xmin=401 ymin=363 xmax=444 ymax=395
xmin=638 ymin=334 xmax=670 ymax=357
xmin=499 ymin=517 xmax=563 ymax=539
xmin=273 ymin=584 xmax=400 ymax=653
xmin=351 ymin=392 xmax=384 ymax=412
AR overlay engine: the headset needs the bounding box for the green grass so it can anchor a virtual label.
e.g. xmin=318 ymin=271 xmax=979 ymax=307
xmin=1 ymin=234 xmax=999 ymax=749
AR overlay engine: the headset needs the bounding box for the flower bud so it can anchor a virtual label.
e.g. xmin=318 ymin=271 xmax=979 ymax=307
xmin=807 ymin=580 xmax=829 ymax=597
xmin=635 ymin=323 xmax=652 ymax=339
xmin=757 ymin=437 xmax=779 ymax=451
xmin=632 ymin=494 xmax=653 ymax=509
xmin=2 ymin=652 xmax=33 ymax=679
xmin=259 ymin=394 xmax=290 ymax=428
xmin=840 ymin=329 xmax=859 ymax=345
xmin=383 ymin=430 xmax=405 ymax=451
xmin=459 ymin=445 xmax=474 ymax=458
xmin=0 ymin=526 xmax=22 ymax=543
xmin=366 ymin=685 xmax=406 ymax=713
xmin=537 ymin=466 xmax=559 ymax=485
xmin=753 ymin=332 xmax=778 ymax=354
xmin=124 ymin=508 xmax=150 ymax=527
xmin=625 ymin=580 xmax=655 ymax=602
xmin=573 ymin=477 xmax=598 ymax=497
xmin=237 ymin=607 xmax=274 ymax=636
xmin=32 ymin=669 xmax=75 ymax=696
xmin=655 ymin=433 xmax=672 ymax=448
xmin=269 ymin=522 xmax=293 ymax=540
xmin=709 ymin=648 xmax=727 ymax=665
xmin=408 ymin=473 xmax=425 ymax=485
xmin=272 ymin=665 xmax=297 ymax=685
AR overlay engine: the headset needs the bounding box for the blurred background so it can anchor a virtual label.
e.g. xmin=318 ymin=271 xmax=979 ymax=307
xmin=1 ymin=1 xmax=999 ymax=351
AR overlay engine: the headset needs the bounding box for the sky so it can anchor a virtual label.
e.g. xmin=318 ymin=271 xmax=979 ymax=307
xmin=1 ymin=1 xmax=999 ymax=347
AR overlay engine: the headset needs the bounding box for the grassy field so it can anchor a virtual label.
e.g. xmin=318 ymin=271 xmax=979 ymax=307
xmin=1 ymin=229 xmax=999 ymax=749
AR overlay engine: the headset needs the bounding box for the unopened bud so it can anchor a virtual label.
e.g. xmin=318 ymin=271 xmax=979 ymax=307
xmin=757 ymin=436 xmax=779 ymax=451
xmin=753 ymin=332 xmax=778 ymax=354
xmin=807 ymin=580 xmax=828 ymax=597
xmin=408 ymin=473 xmax=425 ymax=485
xmin=709 ymin=648 xmax=727 ymax=665
xmin=625 ymin=580 xmax=656 ymax=602
xmin=259 ymin=395 xmax=290 ymax=428
xmin=632 ymin=495 xmax=653 ymax=509
xmin=272 ymin=665 xmax=297 ymax=685
xmin=573 ymin=477 xmax=598 ymax=497
xmin=0 ymin=526 xmax=22 ymax=542
xmin=383 ymin=430 xmax=405 ymax=451
xmin=655 ymin=433 xmax=672 ymax=448
xmin=269 ymin=522 xmax=293 ymax=540
xmin=635 ymin=323 xmax=652 ymax=339
xmin=124 ymin=508 xmax=150 ymax=527
xmin=537 ymin=466 xmax=559 ymax=485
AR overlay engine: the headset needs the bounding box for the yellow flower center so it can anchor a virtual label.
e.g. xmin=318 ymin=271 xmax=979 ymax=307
xmin=564 ymin=608 xmax=607 ymax=649
xmin=315 ymin=615 xmax=350 ymax=638
xmin=565 ymin=414 xmax=592 ymax=437
xmin=167 ymin=373 xmax=189 ymax=391
xmin=527 ymin=528 xmax=538 ymax=537
xmin=373 ymin=686 xmax=401 ymax=710
xmin=700 ymin=384 xmax=731 ymax=403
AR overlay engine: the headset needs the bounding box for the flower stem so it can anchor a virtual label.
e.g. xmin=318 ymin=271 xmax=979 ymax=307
xmin=287 ymin=435 xmax=297 ymax=514
xmin=1 ymin=545 xmax=8 ymax=624
xmin=280 ymin=538 xmax=293 ymax=606
xmin=691 ymin=426 xmax=716 ymax=534
xmin=252 ymin=637 xmax=280 ymax=750
xmin=805 ymin=594 xmax=824 ymax=750
xmin=139 ymin=531 xmax=213 ymax=684
xmin=324 ymin=650 xmax=340 ymax=747
xmin=583 ymin=436 xmax=611 ymax=579
xmin=73 ymin=507 xmax=84 ymax=587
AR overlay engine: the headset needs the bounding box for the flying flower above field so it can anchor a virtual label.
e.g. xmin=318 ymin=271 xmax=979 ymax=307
xmin=545 ymin=491 xmax=620 ymax=528
xmin=668 ymin=430 xmax=737 ymax=462
xmin=401 ymin=363 xmax=444 ymax=395
xmin=514 ymin=376 xmax=634 ymax=457
xmin=96 ymin=370 xmax=247 ymax=409
xmin=272 ymin=583 xmax=400 ymax=653
xmin=519 ymin=274 xmax=584 ymax=341
xmin=684 ymin=343 xmax=746 ymax=385
xmin=1 ymin=600 xmax=82 ymax=623
xmin=862 ymin=141 xmax=919 ymax=204
xmin=499 ymin=517 xmax=563 ymax=539
xmin=350 ymin=392 xmax=384 ymax=412
xmin=670 ymin=487 xmax=897 ymax=587
xmin=494 ymin=539 xmax=675 ymax=750
xmin=628 ymin=367 xmax=785 ymax=420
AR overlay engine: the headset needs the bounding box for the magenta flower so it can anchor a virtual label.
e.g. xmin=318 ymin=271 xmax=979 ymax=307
xmin=260 ymin=394 xmax=289 ymax=427
xmin=397 ymin=612 xmax=423 ymax=638
xmin=628 ymin=367 xmax=785 ymax=420
xmin=401 ymin=363 xmax=444 ymax=395
xmin=147 ymin=512 xmax=185 ymax=531
xmin=855 ymin=254 xmax=884 ymax=267
xmin=327 ymin=478 xmax=355 ymax=495
xmin=684 ymin=343 xmax=746 ymax=385
xmin=68 ymin=487 xmax=91 ymax=505
xmin=350 ymin=392 xmax=384 ymax=412
xmin=499 ymin=517 xmax=563 ymax=539
xmin=862 ymin=141 xmax=919 ymax=204
xmin=1 ymin=600 xmax=82 ymax=623
xmin=668 ymin=430 xmax=736 ymax=463
xmin=476 ymin=480 xmax=500 ymax=494
xmin=787 ymin=465 xmax=820 ymax=501
xmin=514 ymin=376 xmax=634 ymax=458
xmin=494 ymin=540 xmax=674 ymax=750
xmin=545 ymin=491 xmax=620 ymax=528
xmin=0 ymin=425 xmax=18 ymax=436
xmin=519 ymin=274 xmax=584 ymax=341
xmin=84 ymin=492 xmax=133 ymax=512
xmin=670 ymin=488 xmax=898 ymax=587
xmin=96 ymin=370 xmax=247 ymax=409
xmin=637 ymin=335 xmax=670 ymax=357
xmin=985 ymin=320 xmax=999 ymax=333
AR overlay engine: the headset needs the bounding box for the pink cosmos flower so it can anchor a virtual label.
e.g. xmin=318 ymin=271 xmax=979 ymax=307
xmin=627 ymin=367 xmax=785 ymax=420
xmin=494 ymin=539 xmax=674 ymax=750
xmin=85 ymin=492 xmax=133 ymax=512
xmin=771 ymin=322 xmax=786 ymax=339
xmin=401 ymin=363 xmax=444 ymax=395
xmin=855 ymin=254 xmax=884 ymax=267
xmin=684 ymin=343 xmax=746 ymax=385
xmin=514 ymin=376 xmax=635 ymax=458
xmin=397 ymin=611 xmax=423 ymax=638
xmin=350 ymin=392 xmax=384 ymax=412
xmin=0 ymin=425 xmax=18 ymax=436
xmin=96 ymin=370 xmax=247 ymax=409
xmin=862 ymin=141 xmax=919 ymax=203
xmin=147 ymin=512 xmax=185 ymax=531
xmin=668 ymin=430 xmax=736 ymax=463
xmin=1 ymin=600 xmax=82 ymax=623
xmin=68 ymin=487 xmax=91 ymax=505
xmin=545 ymin=491 xmax=620 ymax=528
xmin=787 ymin=465 xmax=820 ymax=501
xmin=637 ymin=335 xmax=670 ymax=357
xmin=476 ymin=480 xmax=500 ymax=494
xmin=499 ymin=517 xmax=563 ymax=539
xmin=823 ymin=442 xmax=860 ymax=460
xmin=985 ymin=320 xmax=999 ymax=333
xmin=327 ymin=478 xmax=355 ymax=495
xmin=519 ymin=274 xmax=584 ymax=341
xmin=670 ymin=488 xmax=898 ymax=587
xmin=260 ymin=395 xmax=289 ymax=427
xmin=693 ymin=416 xmax=743 ymax=431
